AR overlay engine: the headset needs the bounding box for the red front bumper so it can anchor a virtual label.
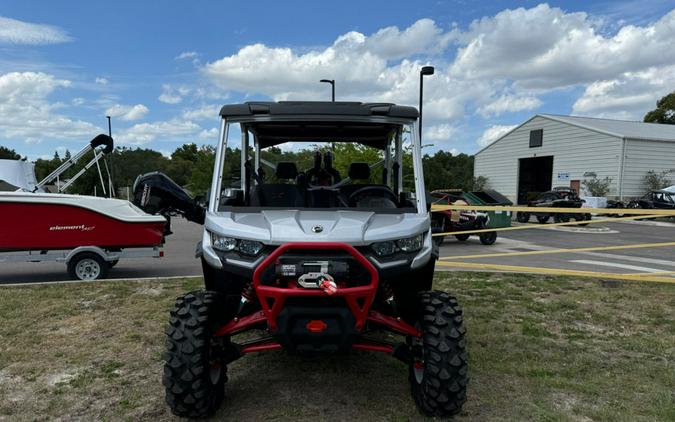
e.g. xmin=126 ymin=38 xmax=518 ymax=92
xmin=214 ymin=242 xmax=420 ymax=354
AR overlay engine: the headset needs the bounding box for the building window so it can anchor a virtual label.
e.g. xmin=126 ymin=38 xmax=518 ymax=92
xmin=529 ymin=129 xmax=543 ymax=148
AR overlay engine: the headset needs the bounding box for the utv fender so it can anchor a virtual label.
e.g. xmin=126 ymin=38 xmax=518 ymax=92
xmin=411 ymin=229 xmax=435 ymax=269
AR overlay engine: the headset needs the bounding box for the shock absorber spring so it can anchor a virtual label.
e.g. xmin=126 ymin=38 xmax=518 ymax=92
xmin=382 ymin=282 xmax=398 ymax=313
xmin=382 ymin=282 xmax=394 ymax=302
xmin=237 ymin=283 xmax=255 ymax=315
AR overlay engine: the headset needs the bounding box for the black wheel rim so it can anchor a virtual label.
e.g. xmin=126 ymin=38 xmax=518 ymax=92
xmin=207 ymin=337 xmax=224 ymax=385
xmin=411 ymin=324 xmax=424 ymax=384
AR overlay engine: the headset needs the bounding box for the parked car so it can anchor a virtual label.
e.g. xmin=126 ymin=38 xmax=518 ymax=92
xmin=430 ymin=191 xmax=497 ymax=245
xmin=605 ymin=199 xmax=631 ymax=217
xmin=627 ymin=190 xmax=675 ymax=219
xmin=516 ymin=187 xmax=591 ymax=225
xmin=628 ymin=190 xmax=675 ymax=210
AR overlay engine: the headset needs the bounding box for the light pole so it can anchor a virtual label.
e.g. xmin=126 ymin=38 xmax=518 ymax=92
xmin=320 ymin=79 xmax=335 ymax=101
xmin=419 ymin=66 xmax=434 ymax=139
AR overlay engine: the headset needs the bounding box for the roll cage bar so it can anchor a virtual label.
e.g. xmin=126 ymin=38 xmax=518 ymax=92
xmin=209 ymin=113 xmax=425 ymax=215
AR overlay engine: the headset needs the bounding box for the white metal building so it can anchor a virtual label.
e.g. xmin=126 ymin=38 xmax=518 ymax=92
xmin=474 ymin=114 xmax=675 ymax=203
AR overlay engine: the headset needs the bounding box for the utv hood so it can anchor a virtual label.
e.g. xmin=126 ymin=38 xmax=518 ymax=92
xmin=205 ymin=209 xmax=429 ymax=245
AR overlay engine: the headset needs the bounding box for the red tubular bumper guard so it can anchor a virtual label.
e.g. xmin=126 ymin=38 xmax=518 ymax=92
xmin=255 ymin=242 xmax=379 ymax=332
xmin=214 ymin=242 xmax=420 ymax=352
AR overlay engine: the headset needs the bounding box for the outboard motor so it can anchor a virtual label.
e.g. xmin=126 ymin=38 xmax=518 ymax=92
xmin=133 ymin=172 xmax=205 ymax=225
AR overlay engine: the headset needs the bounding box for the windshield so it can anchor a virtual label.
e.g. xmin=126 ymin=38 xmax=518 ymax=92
xmin=210 ymin=118 xmax=423 ymax=213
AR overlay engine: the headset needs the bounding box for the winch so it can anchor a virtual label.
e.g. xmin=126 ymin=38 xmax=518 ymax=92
xmin=275 ymin=260 xmax=348 ymax=294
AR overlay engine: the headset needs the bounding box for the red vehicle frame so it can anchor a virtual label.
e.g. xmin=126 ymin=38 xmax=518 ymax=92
xmin=213 ymin=242 xmax=421 ymax=355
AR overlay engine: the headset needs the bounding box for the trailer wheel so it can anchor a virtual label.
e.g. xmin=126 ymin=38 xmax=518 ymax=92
xmin=536 ymin=215 xmax=549 ymax=224
xmin=409 ymin=291 xmax=468 ymax=417
xmin=454 ymin=234 xmax=470 ymax=241
xmin=164 ymin=290 xmax=227 ymax=418
xmin=67 ymin=252 xmax=108 ymax=281
xmin=516 ymin=212 xmax=530 ymax=223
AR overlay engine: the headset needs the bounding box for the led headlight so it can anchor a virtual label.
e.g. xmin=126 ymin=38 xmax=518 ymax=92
xmin=211 ymin=233 xmax=237 ymax=252
xmin=371 ymin=233 xmax=424 ymax=257
xmin=210 ymin=232 xmax=264 ymax=256
xmin=238 ymin=239 xmax=264 ymax=256
xmin=371 ymin=241 xmax=397 ymax=257
xmin=397 ymin=234 xmax=423 ymax=252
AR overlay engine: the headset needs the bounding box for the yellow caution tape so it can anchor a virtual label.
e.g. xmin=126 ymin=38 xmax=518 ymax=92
xmin=432 ymin=214 xmax=661 ymax=237
xmin=435 ymin=261 xmax=675 ymax=284
xmin=431 ymin=204 xmax=675 ymax=216
xmin=439 ymin=241 xmax=675 ymax=261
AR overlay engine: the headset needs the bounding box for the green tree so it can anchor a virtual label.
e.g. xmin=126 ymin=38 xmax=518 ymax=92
xmin=422 ymin=151 xmax=475 ymax=192
xmin=472 ymin=176 xmax=489 ymax=190
xmin=171 ymin=143 xmax=200 ymax=162
xmin=188 ymin=146 xmax=216 ymax=197
xmin=0 ymin=146 xmax=22 ymax=160
xmin=644 ymin=92 xmax=675 ymax=124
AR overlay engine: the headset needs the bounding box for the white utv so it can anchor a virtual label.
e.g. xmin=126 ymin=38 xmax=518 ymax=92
xmin=134 ymin=101 xmax=468 ymax=418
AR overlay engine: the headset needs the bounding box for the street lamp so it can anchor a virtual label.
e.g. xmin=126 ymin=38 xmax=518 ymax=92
xmin=419 ymin=66 xmax=435 ymax=139
xmin=320 ymin=79 xmax=335 ymax=101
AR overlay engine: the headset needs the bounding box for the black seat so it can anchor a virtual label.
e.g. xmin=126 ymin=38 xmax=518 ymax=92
xmin=340 ymin=163 xmax=397 ymax=208
xmin=250 ymin=162 xmax=306 ymax=207
xmin=340 ymin=162 xmax=372 ymax=198
xmin=323 ymin=151 xmax=341 ymax=185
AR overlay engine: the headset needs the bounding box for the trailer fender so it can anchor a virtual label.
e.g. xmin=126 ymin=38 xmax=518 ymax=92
xmin=63 ymin=246 xmax=117 ymax=263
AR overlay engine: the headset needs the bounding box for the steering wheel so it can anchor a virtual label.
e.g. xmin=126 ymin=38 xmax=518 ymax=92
xmin=347 ymin=186 xmax=399 ymax=207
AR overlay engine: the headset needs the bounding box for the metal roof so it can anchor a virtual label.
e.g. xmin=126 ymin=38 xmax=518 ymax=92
xmin=541 ymin=114 xmax=675 ymax=142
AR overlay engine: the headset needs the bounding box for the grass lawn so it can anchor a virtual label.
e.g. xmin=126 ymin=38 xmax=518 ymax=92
xmin=0 ymin=273 xmax=673 ymax=421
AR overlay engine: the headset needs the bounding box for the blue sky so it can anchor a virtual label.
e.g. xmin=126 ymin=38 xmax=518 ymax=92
xmin=1 ymin=0 xmax=675 ymax=160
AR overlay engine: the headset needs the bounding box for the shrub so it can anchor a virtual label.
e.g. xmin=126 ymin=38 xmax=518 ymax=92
xmin=643 ymin=170 xmax=672 ymax=192
xmin=581 ymin=176 xmax=612 ymax=197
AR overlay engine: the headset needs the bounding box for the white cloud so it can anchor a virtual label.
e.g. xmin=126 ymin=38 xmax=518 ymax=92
xmin=202 ymin=25 xmax=486 ymax=123
xmin=95 ymin=77 xmax=109 ymax=85
xmin=116 ymin=119 xmax=202 ymax=145
xmin=479 ymin=94 xmax=542 ymax=116
xmin=364 ymin=18 xmax=456 ymax=59
xmin=572 ymin=65 xmax=675 ymax=119
xmin=0 ymin=72 xmax=99 ymax=143
xmin=198 ymin=5 xmax=675 ymax=144
xmin=451 ymin=5 xmax=675 ymax=89
xmin=176 ymin=51 xmax=199 ymax=60
xmin=0 ymin=16 xmax=72 ymax=45
xmin=182 ymin=105 xmax=219 ymax=121
xmin=477 ymin=125 xmax=517 ymax=148
xmin=158 ymin=93 xmax=182 ymax=104
xmin=198 ymin=128 xmax=219 ymax=140
xmin=105 ymin=103 xmax=149 ymax=121
xmin=424 ymin=124 xmax=457 ymax=142
xmin=158 ymin=84 xmax=190 ymax=104
xmin=72 ymin=97 xmax=85 ymax=106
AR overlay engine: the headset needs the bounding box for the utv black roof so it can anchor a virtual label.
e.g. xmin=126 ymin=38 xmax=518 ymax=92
xmin=219 ymin=101 xmax=419 ymax=149
xmin=219 ymin=101 xmax=419 ymax=120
